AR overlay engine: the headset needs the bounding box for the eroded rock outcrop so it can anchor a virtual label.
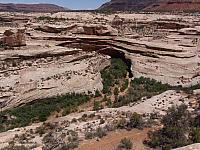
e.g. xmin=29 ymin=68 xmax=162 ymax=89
xmin=3 ymin=29 xmax=26 ymax=47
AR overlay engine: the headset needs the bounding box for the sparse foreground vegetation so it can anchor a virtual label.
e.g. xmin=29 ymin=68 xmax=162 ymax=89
xmin=145 ymin=104 xmax=200 ymax=150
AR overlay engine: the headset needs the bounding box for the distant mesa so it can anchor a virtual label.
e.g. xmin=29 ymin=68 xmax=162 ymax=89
xmin=98 ymin=0 xmax=157 ymax=11
xmin=98 ymin=0 xmax=200 ymax=12
xmin=0 ymin=3 xmax=69 ymax=13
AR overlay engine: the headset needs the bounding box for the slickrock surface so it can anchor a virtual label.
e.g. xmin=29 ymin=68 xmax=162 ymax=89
xmin=173 ymin=143 xmax=200 ymax=150
xmin=0 ymin=47 xmax=109 ymax=109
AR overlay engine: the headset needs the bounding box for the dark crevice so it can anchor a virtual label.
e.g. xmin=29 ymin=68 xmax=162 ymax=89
xmin=98 ymin=47 xmax=133 ymax=78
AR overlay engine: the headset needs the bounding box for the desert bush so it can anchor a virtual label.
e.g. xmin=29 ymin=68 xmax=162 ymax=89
xmin=85 ymin=131 xmax=95 ymax=139
xmin=93 ymin=101 xmax=103 ymax=111
xmin=95 ymin=90 xmax=101 ymax=97
xmin=146 ymin=104 xmax=191 ymax=149
xmin=128 ymin=112 xmax=144 ymax=129
xmin=106 ymin=98 xmax=113 ymax=108
xmin=116 ymin=138 xmax=133 ymax=150
xmin=190 ymin=127 xmax=200 ymax=143
xmin=104 ymin=123 xmax=116 ymax=132
xmin=117 ymin=118 xmax=127 ymax=129
xmin=114 ymin=87 xmax=119 ymax=95
xmin=35 ymin=126 xmax=45 ymax=136
xmin=95 ymin=127 xmax=107 ymax=138
xmin=37 ymin=16 xmax=52 ymax=20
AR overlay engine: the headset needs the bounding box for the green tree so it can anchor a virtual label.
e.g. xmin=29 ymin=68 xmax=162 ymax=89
xmin=128 ymin=112 xmax=143 ymax=129
xmin=146 ymin=105 xmax=191 ymax=149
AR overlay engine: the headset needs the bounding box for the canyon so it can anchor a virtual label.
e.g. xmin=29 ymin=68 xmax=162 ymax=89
xmin=0 ymin=10 xmax=200 ymax=150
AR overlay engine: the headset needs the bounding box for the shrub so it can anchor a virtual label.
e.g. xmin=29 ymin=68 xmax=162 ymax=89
xmin=128 ymin=112 xmax=143 ymax=129
xmin=85 ymin=131 xmax=95 ymax=139
xmin=146 ymin=105 xmax=191 ymax=149
xmin=35 ymin=126 xmax=45 ymax=136
xmin=95 ymin=127 xmax=107 ymax=138
xmin=116 ymin=138 xmax=133 ymax=150
xmin=95 ymin=90 xmax=101 ymax=97
xmin=117 ymin=118 xmax=127 ymax=129
xmin=190 ymin=127 xmax=200 ymax=143
xmin=93 ymin=101 xmax=103 ymax=111
xmin=106 ymin=98 xmax=112 ymax=108
xmin=114 ymin=87 xmax=119 ymax=95
xmin=37 ymin=16 xmax=52 ymax=20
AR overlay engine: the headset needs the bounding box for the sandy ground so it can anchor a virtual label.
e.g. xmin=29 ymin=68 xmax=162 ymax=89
xmin=77 ymin=128 xmax=151 ymax=150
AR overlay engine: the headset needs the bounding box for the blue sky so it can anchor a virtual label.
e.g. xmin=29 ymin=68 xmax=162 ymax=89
xmin=0 ymin=0 xmax=110 ymax=9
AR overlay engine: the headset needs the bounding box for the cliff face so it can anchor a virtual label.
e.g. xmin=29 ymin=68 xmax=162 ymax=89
xmin=98 ymin=0 xmax=200 ymax=12
xmin=145 ymin=0 xmax=200 ymax=12
xmin=0 ymin=3 xmax=68 ymax=13
xmin=99 ymin=0 xmax=157 ymax=11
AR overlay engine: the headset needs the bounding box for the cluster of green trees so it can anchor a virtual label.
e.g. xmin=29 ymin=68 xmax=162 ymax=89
xmin=145 ymin=104 xmax=200 ymax=150
xmin=131 ymin=77 xmax=170 ymax=93
xmin=37 ymin=16 xmax=66 ymax=21
xmin=113 ymin=77 xmax=171 ymax=107
xmin=101 ymin=58 xmax=128 ymax=94
xmin=0 ymin=93 xmax=89 ymax=132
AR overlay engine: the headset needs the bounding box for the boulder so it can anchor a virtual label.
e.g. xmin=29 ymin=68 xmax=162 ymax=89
xmin=193 ymin=89 xmax=200 ymax=95
xmin=3 ymin=29 xmax=26 ymax=47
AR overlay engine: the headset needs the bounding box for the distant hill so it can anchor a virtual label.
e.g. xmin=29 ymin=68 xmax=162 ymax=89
xmin=98 ymin=0 xmax=157 ymax=11
xmin=0 ymin=3 xmax=68 ymax=13
xmin=98 ymin=0 xmax=200 ymax=12
xmin=145 ymin=0 xmax=200 ymax=12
